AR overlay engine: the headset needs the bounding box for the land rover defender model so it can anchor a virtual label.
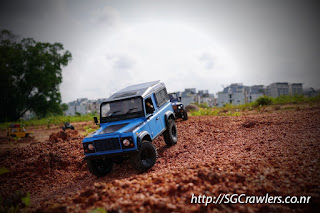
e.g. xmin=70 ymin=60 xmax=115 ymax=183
xmin=7 ymin=124 xmax=33 ymax=138
xmin=168 ymin=92 xmax=188 ymax=120
xmin=82 ymin=81 xmax=177 ymax=176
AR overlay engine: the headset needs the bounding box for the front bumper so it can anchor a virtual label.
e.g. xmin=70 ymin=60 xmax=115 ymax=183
xmin=174 ymin=109 xmax=185 ymax=118
xmin=84 ymin=149 xmax=138 ymax=160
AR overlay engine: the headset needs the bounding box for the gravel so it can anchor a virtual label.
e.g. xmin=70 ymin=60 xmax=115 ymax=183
xmin=0 ymin=107 xmax=319 ymax=212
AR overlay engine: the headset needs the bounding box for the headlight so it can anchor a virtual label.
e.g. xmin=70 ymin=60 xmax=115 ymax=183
xmin=83 ymin=142 xmax=95 ymax=153
xmin=88 ymin=143 xmax=94 ymax=150
xmin=123 ymin=139 xmax=130 ymax=146
xmin=178 ymin=105 xmax=182 ymax=109
xmin=121 ymin=137 xmax=134 ymax=149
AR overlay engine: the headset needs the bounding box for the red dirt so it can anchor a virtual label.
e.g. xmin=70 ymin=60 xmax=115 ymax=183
xmin=0 ymin=107 xmax=320 ymax=212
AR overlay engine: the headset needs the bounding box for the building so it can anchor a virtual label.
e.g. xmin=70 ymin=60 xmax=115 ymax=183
xmin=65 ymin=98 xmax=106 ymax=116
xmin=247 ymin=85 xmax=264 ymax=103
xmin=217 ymin=83 xmax=246 ymax=107
xmin=175 ymin=88 xmax=215 ymax=107
xmin=266 ymin=82 xmax=289 ymax=97
xmin=289 ymin=83 xmax=303 ymax=95
xmin=303 ymin=87 xmax=320 ymax=97
xmin=217 ymin=83 xmax=264 ymax=107
xmin=266 ymin=82 xmax=303 ymax=97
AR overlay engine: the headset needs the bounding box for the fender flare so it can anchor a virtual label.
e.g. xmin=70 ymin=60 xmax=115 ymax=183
xmin=165 ymin=111 xmax=175 ymax=126
xmin=136 ymin=131 xmax=151 ymax=150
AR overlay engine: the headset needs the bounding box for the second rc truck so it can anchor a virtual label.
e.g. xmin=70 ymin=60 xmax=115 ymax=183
xmin=168 ymin=92 xmax=188 ymax=120
xmin=82 ymin=81 xmax=178 ymax=176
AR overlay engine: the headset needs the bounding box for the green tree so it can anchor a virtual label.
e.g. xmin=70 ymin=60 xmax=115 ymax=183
xmin=0 ymin=30 xmax=72 ymax=122
xmin=61 ymin=103 xmax=68 ymax=112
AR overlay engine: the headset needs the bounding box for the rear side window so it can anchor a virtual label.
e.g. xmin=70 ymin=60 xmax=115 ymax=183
xmin=155 ymin=88 xmax=169 ymax=107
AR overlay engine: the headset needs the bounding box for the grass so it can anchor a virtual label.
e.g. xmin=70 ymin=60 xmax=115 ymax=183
xmin=1 ymin=95 xmax=319 ymax=129
xmin=0 ymin=113 xmax=98 ymax=130
xmin=190 ymin=94 xmax=320 ymax=117
xmin=82 ymin=125 xmax=99 ymax=136
xmin=190 ymin=108 xmax=240 ymax=116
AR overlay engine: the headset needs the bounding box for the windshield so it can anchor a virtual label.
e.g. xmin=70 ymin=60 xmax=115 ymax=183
xmin=169 ymin=93 xmax=178 ymax=101
xmin=100 ymin=97 xmax=144 ymax=122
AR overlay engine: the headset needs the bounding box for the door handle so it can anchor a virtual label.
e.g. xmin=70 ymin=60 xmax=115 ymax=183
xmin=156 ymin=117 xmax=160 ymax=120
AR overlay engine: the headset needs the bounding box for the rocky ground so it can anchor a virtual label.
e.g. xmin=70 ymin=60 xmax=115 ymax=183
xmin=0 ymin=106 xmax=319 ymax=212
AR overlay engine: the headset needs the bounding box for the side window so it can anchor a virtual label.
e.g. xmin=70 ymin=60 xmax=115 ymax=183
xmin=155 ymin=88 xmax=169 ymax=107
xmin=145 ymin=97 xmax=155 ymax=114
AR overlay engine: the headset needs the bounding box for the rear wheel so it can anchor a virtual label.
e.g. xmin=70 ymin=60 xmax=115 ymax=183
xmin=86 ymin=158 xmax=113 ymax=177
xmin=131 ymin=141 xmax=157 ymax=173
xmin=163 ymin=119 xmax=178 ymax=146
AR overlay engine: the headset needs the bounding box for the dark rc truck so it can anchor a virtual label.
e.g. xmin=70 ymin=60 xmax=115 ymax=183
xmin=82 ymin=81 xmax=178 ymax=176
xmin=61 ymin=122 xmax=75 ymax=131
xmin=168 ymin=92 xmax=188 ymax=120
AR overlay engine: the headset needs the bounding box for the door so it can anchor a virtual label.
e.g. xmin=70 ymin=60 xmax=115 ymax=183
xmin=144 ymin=95 xmax=162 ymax=139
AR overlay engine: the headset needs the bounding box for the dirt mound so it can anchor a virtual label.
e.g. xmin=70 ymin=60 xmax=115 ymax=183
xmin=242 ymin=121 xmax=257 ymax=128
xmin=49 ymin=129 xmax=79 ymax=142
xmin=18 ymin=136 xmax=35 ymax=143
xmin=185 ymin=104 xmax=199 ymax=112
xmin=0 ymin=130 xmax=84 ymax=199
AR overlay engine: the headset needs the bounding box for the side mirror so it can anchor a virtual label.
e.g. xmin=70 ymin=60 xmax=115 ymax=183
xmin=179 ymin=97 xmax=182 ymax=101
xmin=93 ymin=117 xmax=98 ymax=125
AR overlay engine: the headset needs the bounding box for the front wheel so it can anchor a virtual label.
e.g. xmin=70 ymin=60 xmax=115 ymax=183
xmin=86 ymin=158 xmax=113 ymax=177
xmin=163 ymin=119 xmax=178 ymax=146
xmin=182 ymin=110 xmax=188 ymax=120
xmin=131 ymin=141 xmax=157 ymax=173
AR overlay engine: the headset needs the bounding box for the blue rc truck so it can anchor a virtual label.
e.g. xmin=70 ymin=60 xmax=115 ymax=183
xmin=82 ymin=81 xmax=177 ymax=176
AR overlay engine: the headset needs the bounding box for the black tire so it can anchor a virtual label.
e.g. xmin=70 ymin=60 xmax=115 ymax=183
xmin=131 ymin=141 xmax=157 ymax=173
xmin=70 ymin=125 xmax=75 ymax=130
xmin=163 ymin=119 xmax=178 ymax=146
xmin=113 ymin=157 xmax=125 ymax=165
xmin=86 ymin=158 xmax=113 ymax=177
xmin=182 ymin=110 xmax=188 ymax=120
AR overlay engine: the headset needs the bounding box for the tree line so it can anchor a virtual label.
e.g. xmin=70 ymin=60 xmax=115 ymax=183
xmin=0 ymin=30 xmax=72 ymax=122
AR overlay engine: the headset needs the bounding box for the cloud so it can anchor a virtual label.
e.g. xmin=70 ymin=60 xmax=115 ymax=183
xmin=199 ymin=52 xmax=215 ymax=70
xmin=108 ymin=55 xmax=135 ymax=70
xmin=2 ymin=1 xmax=320 ymax=103
xmin=59 ymin=11 xmax=236 ymax=102
xmin=91 ymin=6 xmax=122 ymax=28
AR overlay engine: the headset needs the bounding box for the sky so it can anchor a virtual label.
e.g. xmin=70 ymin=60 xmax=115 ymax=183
xmin=1 ymin=0 xmax=319 ymax=103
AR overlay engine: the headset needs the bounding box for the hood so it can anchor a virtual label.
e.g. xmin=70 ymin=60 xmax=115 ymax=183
xmin=171 ymin=102 xmax=183 ymax=106
xmin=85 ymin=118 xmax=145 ymax=139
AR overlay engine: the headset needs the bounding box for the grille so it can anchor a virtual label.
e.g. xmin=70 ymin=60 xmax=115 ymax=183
xmin=94 ymin=138 xmax=120 ymax=152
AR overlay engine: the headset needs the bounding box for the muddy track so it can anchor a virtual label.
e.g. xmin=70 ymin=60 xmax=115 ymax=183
xmin=0 ymin=107 xmax=320 ymax=212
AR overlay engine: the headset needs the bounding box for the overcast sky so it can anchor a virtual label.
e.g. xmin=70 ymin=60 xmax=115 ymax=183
xmin=1 ymin=0 xmax=319 ymax=102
